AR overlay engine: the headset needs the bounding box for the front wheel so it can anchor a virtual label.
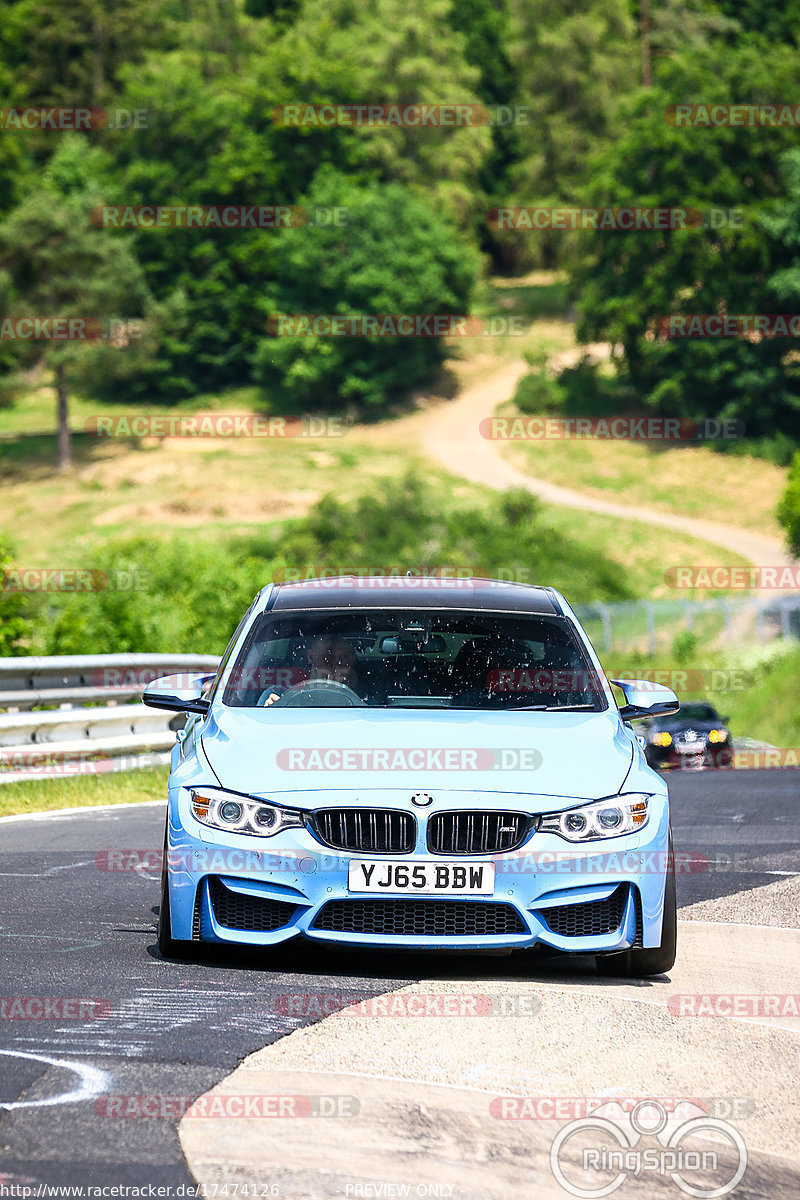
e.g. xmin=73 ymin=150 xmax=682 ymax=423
xmin=596 ymin=834 xmax=677 ymax=978
xmin=157 ymin=825 xmax=195 ymax=959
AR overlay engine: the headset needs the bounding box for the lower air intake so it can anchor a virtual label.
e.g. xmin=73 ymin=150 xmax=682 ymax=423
xmin=312 ymin=898 xmax=526 ymax=937
xmin=540 ymin=884 xmax=628 ymax=938
xmin=209 ymin=876 xmax=298 ymax=933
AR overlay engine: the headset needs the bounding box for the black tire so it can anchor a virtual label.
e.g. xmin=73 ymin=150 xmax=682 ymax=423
xmin=157 ymin=825 xmax=195 ymax=959
xmin=596 ymin=833 xmax=677 ymax=978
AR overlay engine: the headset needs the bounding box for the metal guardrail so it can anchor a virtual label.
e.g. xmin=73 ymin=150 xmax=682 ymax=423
xmin=0 ymin=653 xmax=220 ymax=784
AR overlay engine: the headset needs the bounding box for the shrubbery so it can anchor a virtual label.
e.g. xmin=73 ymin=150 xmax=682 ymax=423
xmin=29 ymin=474 xmax=634 ymax=656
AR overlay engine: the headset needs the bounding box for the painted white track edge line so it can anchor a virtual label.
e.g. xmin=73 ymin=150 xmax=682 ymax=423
xmin=0 ymin=799 xmax=165 ymax=824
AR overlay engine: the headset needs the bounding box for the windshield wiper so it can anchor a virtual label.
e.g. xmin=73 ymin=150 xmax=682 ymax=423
xmin=516 ymin=703 xmax=598 ymax=712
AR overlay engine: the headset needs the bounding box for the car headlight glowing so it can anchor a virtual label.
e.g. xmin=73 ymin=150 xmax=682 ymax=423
xmin=652 ymin=731 xmax=672 ymax=747
xmin=707 ymin=729 xmax=727 ymax=744
xmin=190 ymin=787 xmax=304 ymax=837
xmin=539 ymin=794 xmax=650 ymax=842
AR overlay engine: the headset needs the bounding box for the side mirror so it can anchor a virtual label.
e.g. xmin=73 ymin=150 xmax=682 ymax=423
xmin=611 ymin=678 xmax=680 ymax=721
xmin=143 ymin=672 xmax=214 ymax=715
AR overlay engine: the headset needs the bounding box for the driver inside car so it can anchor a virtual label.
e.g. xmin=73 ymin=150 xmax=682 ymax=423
xmin=261 ymin=635 xmax=358 ymax=705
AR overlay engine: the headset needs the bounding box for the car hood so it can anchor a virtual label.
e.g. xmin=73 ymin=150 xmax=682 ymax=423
xmin=200 ymin=706 xmax=634 ymax=802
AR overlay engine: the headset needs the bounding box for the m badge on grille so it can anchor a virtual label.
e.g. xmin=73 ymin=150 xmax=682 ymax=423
xmin=410 ymin=792 xmax=434 ymax=807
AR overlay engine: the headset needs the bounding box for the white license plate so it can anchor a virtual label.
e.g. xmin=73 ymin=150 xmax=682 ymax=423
xmin=676 ymin=743 xmax=704 ymax=754
xmin=348 ymin=860 xmax=495 ymax=895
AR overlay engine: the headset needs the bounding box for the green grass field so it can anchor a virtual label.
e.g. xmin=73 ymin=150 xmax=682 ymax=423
xmin=0 ymin=766 xmax=168 ymax=818
xmin=1 ymin=271 xmax=795 ymax=815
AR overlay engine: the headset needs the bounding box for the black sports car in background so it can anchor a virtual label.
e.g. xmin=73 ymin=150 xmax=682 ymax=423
xmin=643 ymin=701 xmax=734 ymax=770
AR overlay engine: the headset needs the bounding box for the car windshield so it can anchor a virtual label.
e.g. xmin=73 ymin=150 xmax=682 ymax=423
xmin=222 ymin=607 xmax=606 ymax=710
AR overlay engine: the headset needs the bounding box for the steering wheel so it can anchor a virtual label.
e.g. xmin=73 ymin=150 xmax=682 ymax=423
xmin=267 ymin=678 xmax=366 ymax=707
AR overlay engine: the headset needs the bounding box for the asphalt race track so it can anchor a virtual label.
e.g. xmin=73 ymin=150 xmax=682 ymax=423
xmin=0 ymin=768 xmax=797 ymax=1189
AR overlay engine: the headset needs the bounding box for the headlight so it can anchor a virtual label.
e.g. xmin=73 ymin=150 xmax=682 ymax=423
xmin=190 ymin=787 xmax=304 ymax=838
xmin=539 ymin=794 xmax=650 ymax=842
xmin=652 ymin=731 xmax=672 ymax=747
xmin=707 ymin=729 xmax=728 ymax=744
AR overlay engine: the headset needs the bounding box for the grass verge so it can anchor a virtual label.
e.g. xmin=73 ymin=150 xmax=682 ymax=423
xmin=0 ymin=766 xmax=168 ymax=818
xmin=499 ymin=407 xmax=787 ymax=538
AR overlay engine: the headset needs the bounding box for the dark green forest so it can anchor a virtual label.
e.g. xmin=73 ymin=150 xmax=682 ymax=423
xmin=2 ymin=0 xmax=800 ymax=532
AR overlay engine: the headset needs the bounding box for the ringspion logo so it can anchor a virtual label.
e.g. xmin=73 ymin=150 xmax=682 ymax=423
xmin=549 ymin=1099 xmax=747 ymax=1197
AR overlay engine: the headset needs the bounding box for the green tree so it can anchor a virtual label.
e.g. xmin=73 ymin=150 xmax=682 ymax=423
xmin=714 ymin=0 xmax=800 ymax=45
xmin=96 ymin=45 xmax=286 ymax=400
xmin=447 ymin=0 xmax=520 ymax=209
xmin=778 ymin=452 xmax=800 ymax=557
xmin=0 ymin=139 xmax=151 ymax=469
xmin=570 ymin=40 xmax=800 ymax=438
xmin=2 ymin=0 xmax=175 ymax=105
xmin=0 ymin=538 xmax=30 ymax=655
xmin=505 ymin=0 xmax=638 ymax=267
xmin=253 ymin=169 xmax=479 ymax=411
xmin=267 ymin=0 xmax=492 ymax=224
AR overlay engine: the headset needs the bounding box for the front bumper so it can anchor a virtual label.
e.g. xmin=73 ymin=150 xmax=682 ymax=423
xmin=165 ymin=786 xmax=671 ymax=954
xmin=647 ymin=743 xmax=733 ymax=770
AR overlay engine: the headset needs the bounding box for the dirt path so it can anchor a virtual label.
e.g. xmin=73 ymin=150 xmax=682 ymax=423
xmin=399 ymin=351 xmax=792 ymax=570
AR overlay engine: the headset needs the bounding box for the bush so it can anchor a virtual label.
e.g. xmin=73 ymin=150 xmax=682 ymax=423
xmin=513 ymin=355 xmax=565 ymax=415
xmin=671 ymin=630 xmax=699 ymax=666
xmin=0 ymin=537 xmax=33 ymax=654
xmin=30 ymin=475 xmax=635 ymax=655
xmin=512 ymin=353 xmax=636 ymax=420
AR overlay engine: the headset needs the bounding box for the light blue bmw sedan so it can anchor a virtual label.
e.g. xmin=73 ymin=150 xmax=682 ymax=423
xmin=144 ymin=577 xmax=679 ymax=977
